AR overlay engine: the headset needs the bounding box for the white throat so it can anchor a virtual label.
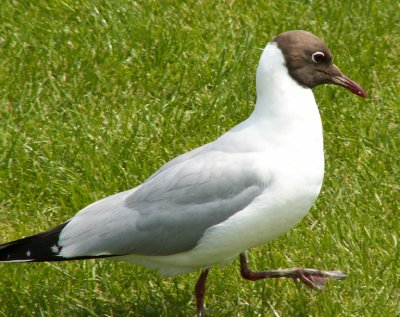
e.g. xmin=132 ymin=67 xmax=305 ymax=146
xmin=253 ymin=42 xmax=315 ymax=118
xmin=246 ymin=43 xmax=323 ymax=145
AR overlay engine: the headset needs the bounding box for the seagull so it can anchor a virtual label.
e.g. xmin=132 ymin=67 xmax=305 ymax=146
xmin=0 ymin=30 xmax=366 ymax=316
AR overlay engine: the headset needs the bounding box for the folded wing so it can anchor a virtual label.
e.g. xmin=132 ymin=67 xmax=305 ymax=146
xmin=59 ymin=150 xmax=267 ymax=258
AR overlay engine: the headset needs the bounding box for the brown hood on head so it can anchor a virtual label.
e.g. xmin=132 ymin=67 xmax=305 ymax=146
xmin=273 ymin=30 xmax=366 ymax=98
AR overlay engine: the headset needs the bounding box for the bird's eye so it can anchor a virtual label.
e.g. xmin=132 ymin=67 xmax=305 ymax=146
xmin=311 ymin=51 xmax=325 ymax=63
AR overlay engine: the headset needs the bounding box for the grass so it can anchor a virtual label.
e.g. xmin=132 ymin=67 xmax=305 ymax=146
xmin=0 ymin=0 xmax=399 ymax=316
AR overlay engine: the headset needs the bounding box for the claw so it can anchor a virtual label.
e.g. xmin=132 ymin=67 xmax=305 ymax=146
xmin=294 ymin=269 xmax=346 ymax=290
xmin=240 ymin=253 xmax=346 ymax=291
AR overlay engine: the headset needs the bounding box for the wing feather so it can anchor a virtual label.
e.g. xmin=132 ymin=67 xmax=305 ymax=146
xmin=59 ymin=149 xmax=268 ymax=257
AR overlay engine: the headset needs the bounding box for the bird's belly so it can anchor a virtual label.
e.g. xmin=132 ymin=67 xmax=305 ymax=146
xmin=120 ymin=166 xmax=323 ymax=277
xmin=198 ymin=179 xmax=322 ymax=254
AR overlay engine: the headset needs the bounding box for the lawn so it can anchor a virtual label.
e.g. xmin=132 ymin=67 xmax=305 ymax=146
xmin=0 ymin=0 xmax=399 ymax=316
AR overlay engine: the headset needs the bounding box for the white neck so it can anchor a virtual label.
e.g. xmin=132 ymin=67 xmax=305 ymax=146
xmin=253 ymin=43 xmax=315 ymax=116
xmin=247 ymin=43 xmax=322 ymax=142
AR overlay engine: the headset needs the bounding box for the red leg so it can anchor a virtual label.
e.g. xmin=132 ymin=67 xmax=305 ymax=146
xmin=240 ymin=252 xmax=346 ymax=290
xmin=195 ymin=268 xmax=210 ymax=317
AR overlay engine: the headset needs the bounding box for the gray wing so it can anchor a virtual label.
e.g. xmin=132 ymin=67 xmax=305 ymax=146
xmin=58 ymin=148 xmax=267 ymax=258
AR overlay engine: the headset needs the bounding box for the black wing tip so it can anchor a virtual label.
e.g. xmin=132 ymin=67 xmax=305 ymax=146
xmin=0 ymin=222 xmax=69 ymax=262
xmin=0 ymin=222 xmax=119 ymax=263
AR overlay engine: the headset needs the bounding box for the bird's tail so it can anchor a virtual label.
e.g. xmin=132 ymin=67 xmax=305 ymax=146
xmin=0 ymin=222 xmax=112 ymax=262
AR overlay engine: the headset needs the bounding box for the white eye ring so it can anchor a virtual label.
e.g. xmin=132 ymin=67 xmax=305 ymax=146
xmin=312 ymin=51 xmax=325 ymax=63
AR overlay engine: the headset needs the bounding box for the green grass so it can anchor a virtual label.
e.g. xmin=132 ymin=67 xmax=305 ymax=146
xmin=0 ymin=0 xmax=399 ymax=316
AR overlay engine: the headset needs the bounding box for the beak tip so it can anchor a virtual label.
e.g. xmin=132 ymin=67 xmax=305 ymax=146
xmin=357 ymin=89 xmax=367 ymax=98
xmin=332 ymin=74 xmax=367 ymax=99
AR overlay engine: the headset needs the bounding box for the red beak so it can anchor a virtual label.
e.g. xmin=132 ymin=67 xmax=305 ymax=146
xmin=331 ymin=74 xmax=367 ymax=98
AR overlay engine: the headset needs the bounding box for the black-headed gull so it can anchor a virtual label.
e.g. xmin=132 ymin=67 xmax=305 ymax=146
xmin=0 ymin=30 xmax=366 ymax=316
